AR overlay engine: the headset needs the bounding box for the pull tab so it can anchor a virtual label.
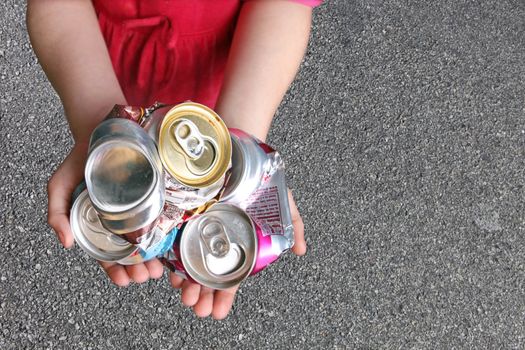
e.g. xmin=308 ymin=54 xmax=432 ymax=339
xmin=139 ymin=101 xmax=167 ymax=126
xmin=174 ymin=119 xmax=206 ymax=159
xmin=85 ymin=207 xmax=128 ymax=246
xmin=199 ymin=217 xmax=231 ymax=258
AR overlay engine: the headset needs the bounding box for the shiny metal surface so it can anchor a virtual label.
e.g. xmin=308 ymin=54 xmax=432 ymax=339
xmin=244 ymin=152 xmax=295 ymax=249
xmin=157 ymin=102 xmax=231 ymax=188
xmin=87 ymin=141 xmax=155 ymax=212
xmin=220 ymin=128 xmax=269 ymax=205
xmin=70 ymin=190 xmax=141 ymax=263
xmin=164 ymin=172 xmax=225 ymax=210
xmin=85 ymin=118 xmax=165 ymax=236
xmin=179 ymin=203 xmax=257 ymax=289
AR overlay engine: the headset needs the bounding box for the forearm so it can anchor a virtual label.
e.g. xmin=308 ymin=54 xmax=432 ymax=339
xmin=215 ymin=0 xmax=312 ymax=141
xmin=27 ymin=0 xmax=126 ymax=144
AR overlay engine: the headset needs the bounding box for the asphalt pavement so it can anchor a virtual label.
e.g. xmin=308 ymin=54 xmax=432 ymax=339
xmin=2 ymin=0 xmax=525 ymax=348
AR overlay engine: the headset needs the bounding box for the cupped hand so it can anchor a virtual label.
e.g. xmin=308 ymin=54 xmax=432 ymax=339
xmin=169 ymin=189 xmax=307 ymax=319
xmin=47 ymin=142 xmax=163 ymax=285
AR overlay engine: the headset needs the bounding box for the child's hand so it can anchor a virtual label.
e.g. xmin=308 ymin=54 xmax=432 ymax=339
xmin=98 ymin=259 xmax=164 ymax=286
xmin=47 ymin=143 xmax=88 ymax=248
xmin=168 ymin=190 xmax=307 ymax=319
xmin=47 ymin=143 xmax=163 ymax=285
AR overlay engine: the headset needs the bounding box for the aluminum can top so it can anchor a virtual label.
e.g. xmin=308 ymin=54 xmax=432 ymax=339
xmin=70 ymin=190 xmax=137 ymax=262
xmin=158 ymin=102 xmax=231 ymax=188
xmin=179 ymin=203 xmax=257 ymax=289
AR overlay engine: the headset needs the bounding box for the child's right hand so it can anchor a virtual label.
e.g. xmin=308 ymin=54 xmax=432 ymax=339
xmin=47 ymin=143 xmax=163 ymax=285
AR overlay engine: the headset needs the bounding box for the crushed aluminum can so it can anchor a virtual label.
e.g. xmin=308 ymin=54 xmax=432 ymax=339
xmin=145 ymin=102 xmax=232 ymax=210
xmin=219 ymin=131 xmax=295 ymax=263
xmin=220 ymin=128 xmax=271 ymax=204
xmin=84 ymin=118 xmax=166 ymax=247
xmin=162 ymin=203 xmax=258 ymax=289
xmin=161 ymin=201 xmax=290 ymax=287
xmin=71 ymin=189 xmax=182 ymax=264
xmin=243 ymin=152 xmax=295 ymax=266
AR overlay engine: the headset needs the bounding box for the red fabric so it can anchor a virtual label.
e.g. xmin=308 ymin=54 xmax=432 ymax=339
xmin=93 ymin=0 xmax=321 ymax=108
xmin=94 ymin=0 xmax=241 ymax=108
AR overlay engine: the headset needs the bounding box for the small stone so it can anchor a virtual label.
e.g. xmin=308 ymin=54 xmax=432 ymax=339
xmin=35 ymin=264 xmax=41 ymax=270
xmin=59 ymin=336 xmax=67 ymax=341
xmin=68 ymin=318 xmax=75 ymax=324
xmin=1 ymin=276 xmax=6 ymax=281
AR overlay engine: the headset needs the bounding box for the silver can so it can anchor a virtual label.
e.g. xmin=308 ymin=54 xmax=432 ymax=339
xmin=220 ymin=129 xmax=294 ymax=250
xmin=177 ymin=203 xmax=258 ymax=290
xmin=220 ymin=128 xmax=270 ymax=204
xmin=84 ymin=118 xmax=165 ymax=243
xmin=70 ymin=190 xmax=144 ymax=264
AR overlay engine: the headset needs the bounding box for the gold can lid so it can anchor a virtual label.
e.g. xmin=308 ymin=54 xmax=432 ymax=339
xmin=158 ymin=102 xmax=231 ymax=188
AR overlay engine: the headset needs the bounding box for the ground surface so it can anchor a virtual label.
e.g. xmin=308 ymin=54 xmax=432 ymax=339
xmin=2 ymin=0 xmax=525 ymax=349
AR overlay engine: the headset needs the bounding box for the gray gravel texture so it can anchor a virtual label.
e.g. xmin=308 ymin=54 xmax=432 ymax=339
xmin=2 ymin=0 xmax=525 ymax=348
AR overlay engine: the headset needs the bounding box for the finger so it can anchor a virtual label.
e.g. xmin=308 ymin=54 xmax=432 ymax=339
xmin=212 ymin=285 xmax=239 ymax=320
xmin=47 ymin=147 xmax=86 ymax=249
xmin=169 ymin=272 xmax=184 ymax=289
xmin=124 ymin=263 xmax=150 ymax=283
xmin=47 ymin=174 xmax=76 ymax=249
xmin=288 ymin=190 xmax=306 ymax=256
xmin=192 ymin=287 xmax=214 ymax=318
xmin=144 ymin=259 xmax=164 ymax=279
xmin=47 ymin=210 xmax=75 ymax=249
xmin=181 ymin=280 xmax=201 ymax=307
xmin=99 ymin=261 xmax=130 ymax=287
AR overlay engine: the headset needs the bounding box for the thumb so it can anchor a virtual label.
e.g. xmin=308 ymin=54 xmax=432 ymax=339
xmin=47 ymin=145 xmax=87 ymax=248
xmin=288 ymin=190 xmax=306 ymax=256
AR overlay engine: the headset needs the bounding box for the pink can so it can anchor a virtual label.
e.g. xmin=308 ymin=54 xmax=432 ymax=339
xmin=161 ymin=203 xmax=284 ymax=289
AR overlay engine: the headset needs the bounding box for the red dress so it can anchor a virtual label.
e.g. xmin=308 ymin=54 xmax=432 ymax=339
xmin=93 ymin=0 xmax=241 ymax=108
xmin=93 ymin=0 xmax=320 ymax=108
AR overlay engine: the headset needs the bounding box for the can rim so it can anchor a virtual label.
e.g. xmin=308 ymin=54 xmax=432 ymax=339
xmin=158 ymin=102 xmax=232 ymax=188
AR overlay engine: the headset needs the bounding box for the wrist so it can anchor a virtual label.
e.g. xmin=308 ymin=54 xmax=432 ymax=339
xmin=66 ymin=99 xmax=125 ymax=143
xmin=215 ymin=106 xmax=270 ymax=142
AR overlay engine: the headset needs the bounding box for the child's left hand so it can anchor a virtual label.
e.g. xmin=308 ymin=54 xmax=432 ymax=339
xmin=168 ymin=190 xmax=307 ymax=319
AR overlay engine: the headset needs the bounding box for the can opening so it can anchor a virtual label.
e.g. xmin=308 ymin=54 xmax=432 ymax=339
xmin=204 ymin=244 xmax=246 ymax=276
xmin=186 ymin=140 xmax=217 ymax=176
xmin=198 ymin=217 xmax=246 ymax=276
